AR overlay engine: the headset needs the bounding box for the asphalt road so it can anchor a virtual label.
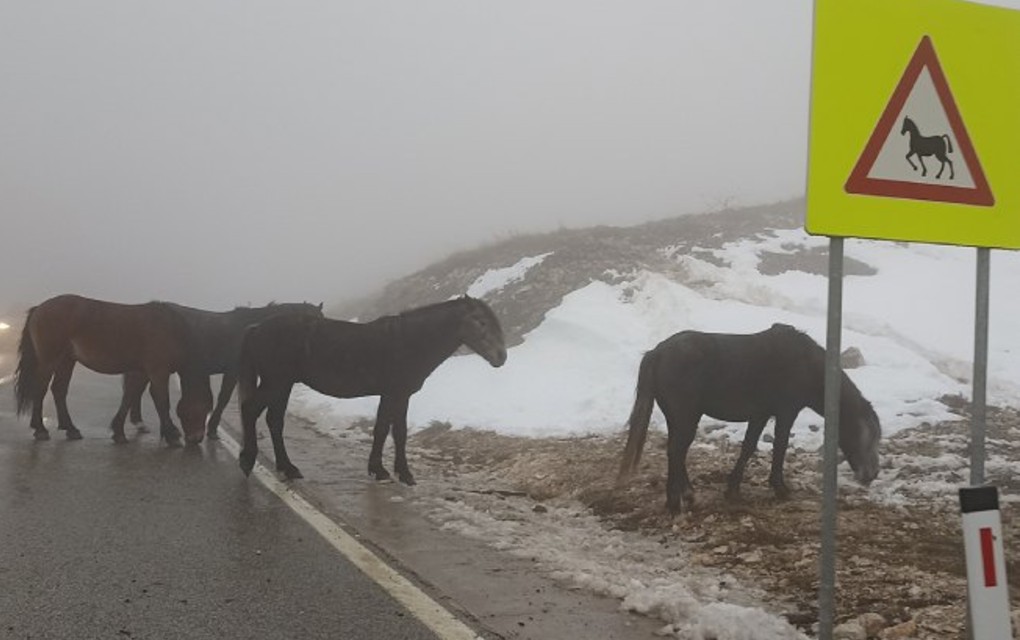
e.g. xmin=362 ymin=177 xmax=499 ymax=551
xmin=0 ymin=369 xmax=445 ymax=640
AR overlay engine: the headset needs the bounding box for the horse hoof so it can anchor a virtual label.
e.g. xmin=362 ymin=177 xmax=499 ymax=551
xmin=397 ymin=473 xmax=417 ymax=486
xmin=370 ymin=468 xmax=392 ymax=483
xmin=165 ymin=438 xmax=183 ymax=449
xmin=33 ymin=429 xmax=50 ymax=442
xmin=772 ymin=487 xmax=791 ymax=500
xmin=239 ymin=452 xmax=255 ymax=477
xmin=206 ymin=430 xmax=219 ymax=440
xmin=281 ymin=467 xmax=303 ymax=480
xmin=112 ymin=434 xmax=129 ymax=445
xmin=65 ymin=428 xmax=83 ymax=441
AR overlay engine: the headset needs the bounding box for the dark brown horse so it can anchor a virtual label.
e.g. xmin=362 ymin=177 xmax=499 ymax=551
xmin=122 ymin=302 xmax=323 ymax=439
xmin=238 ymin=296 xmax=507 ymax=482
xmin=618 ymin=323 xmax=881 ymax=514
xmin=14 ymin=294 xmax=211 ymax=445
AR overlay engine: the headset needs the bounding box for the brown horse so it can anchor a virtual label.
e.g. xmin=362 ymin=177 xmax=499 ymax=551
xmin=238 ymin=296 xmax=507 ymax=482
xmin=122 ymin=302 xmax=324 ymax=439
xmin=14 ymin=294 xmax=211 ymax=445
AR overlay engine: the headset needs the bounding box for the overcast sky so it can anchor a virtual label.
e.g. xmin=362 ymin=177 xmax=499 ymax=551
xmin=1 ymin=1 xmax=1016 ymax=312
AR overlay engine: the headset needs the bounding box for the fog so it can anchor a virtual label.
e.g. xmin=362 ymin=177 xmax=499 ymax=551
xmin=1 ymin=1 xmax=1015 ymax=314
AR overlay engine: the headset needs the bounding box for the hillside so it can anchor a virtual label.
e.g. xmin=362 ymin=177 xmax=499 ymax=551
xmin=332 ymin=198 xmax=873 ymax=347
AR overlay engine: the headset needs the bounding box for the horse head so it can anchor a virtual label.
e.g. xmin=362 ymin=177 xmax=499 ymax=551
xmin=456 ymin=296 xmax=507 ymax=367
xmin=839 ymin=396 xmax=881 ymax=486
xmin=900 ymin=116 xmax=917 ymax=137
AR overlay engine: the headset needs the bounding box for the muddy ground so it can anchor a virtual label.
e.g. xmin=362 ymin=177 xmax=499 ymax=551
xmin=406 ymin=399 xmax=1020 ymax=639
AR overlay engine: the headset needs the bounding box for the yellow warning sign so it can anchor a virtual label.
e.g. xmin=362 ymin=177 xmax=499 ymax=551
xmin=806 ymin=0 xmax=1020 ymax=248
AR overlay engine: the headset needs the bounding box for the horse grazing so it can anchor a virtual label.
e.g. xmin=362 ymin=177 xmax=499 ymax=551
xmin=123 ymin=302 xmax=323 ymax=439
xmin=237 ymin=296 xmax=506 ymax=482
xmin=901 ymin=116 xmax=954 ymax=179
xmin=617 ymin=323 xmax=881 ymax=514
xmin=14 ymin=294 xmax=211 ymax=445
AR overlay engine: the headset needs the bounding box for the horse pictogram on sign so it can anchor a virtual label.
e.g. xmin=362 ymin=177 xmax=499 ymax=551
xmin=844 ymin=36 xmax=994 ymax=206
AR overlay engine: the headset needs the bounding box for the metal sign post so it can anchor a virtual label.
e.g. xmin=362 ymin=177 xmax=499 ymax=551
xmin=818 ymin=236 xmax=844 ymax=639
xmin=970 ymin=247 xmax=990 ymax=486
xmin=807 ymin=1 xmax=1020 ymax=634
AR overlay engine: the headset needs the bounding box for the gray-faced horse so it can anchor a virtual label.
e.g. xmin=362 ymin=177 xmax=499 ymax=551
xmin=237 ymin=296 xmax=506 ymax=482
xmin=122 ymin=302 xmax=323 ymax=440
xmin=901 ymin=116 xmax=954 ymax=179
xmin=14 ymin=294 xmax=211 ymax=445
xmin=617 ymin=323 xmax=881 ymax=514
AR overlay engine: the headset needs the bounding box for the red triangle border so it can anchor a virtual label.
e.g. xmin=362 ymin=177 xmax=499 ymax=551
xmin=844 ymin=36 xmax=994 ymax=207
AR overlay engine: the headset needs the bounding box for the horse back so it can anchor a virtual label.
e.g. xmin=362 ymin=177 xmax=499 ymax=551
xmin=651 ymin=326 xmax=822 ymax=421
xmin=161 ymin=303 xmax=240 ymax=372
xmin=299 ymin=318 xmax=402 ymax=397
xmin=28 ymin=295 xmax=191 ymax=374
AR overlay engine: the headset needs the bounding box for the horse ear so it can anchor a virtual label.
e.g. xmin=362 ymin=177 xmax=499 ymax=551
xmin=318 ymin=302 xmax=323 ymax=311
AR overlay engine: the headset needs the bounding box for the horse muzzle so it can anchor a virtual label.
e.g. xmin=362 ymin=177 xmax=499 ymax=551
xmin=853 ymin=456 xmax=879 ymax=486
xmin=488 ymin=347 xmax=507 ymax=368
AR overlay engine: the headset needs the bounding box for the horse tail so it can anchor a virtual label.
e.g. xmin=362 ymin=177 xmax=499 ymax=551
xmin=13 ymin=307 xmax=39 ymax=416
xmin=617 ymin=348 xmax=659 ymax=483
xmin=942 ymin=135 xmax=953 ymax=153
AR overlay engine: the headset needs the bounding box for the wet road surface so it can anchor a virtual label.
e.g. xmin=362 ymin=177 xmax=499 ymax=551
xmin=220 ymin=405 xmax=663 ymax=640
xmin=0 ymin=369 xmax=443 ymax=640
xmin=1 ymin=366 xmax=662 ymax=640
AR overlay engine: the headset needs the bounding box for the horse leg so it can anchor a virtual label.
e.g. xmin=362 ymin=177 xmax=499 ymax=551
xmin=238 ymin=382 xmax=271 ymax=477
xmin=905 ymin=152 xmax=918 ymax=172
xmin=936 ymin=155 xmax=954 ymax=180
xmin=49 ymin=356 xmax=82 ymax=440
xmin=663 ymin=409 xmax=699 ymax=514
xmin=265 ymin=384 xmax=300 ymax=479
xmin=128 ymin=374 xmax=148 ymax=429
xmin=205 ymin=372 xmax=236 ymax=439
xmin=111 ymin=373 xmax=147 ymax=443
xmin=725 ymin=415 xmax=770 ymax=501
xmin=147 ymin=371 xmax=182 ymax=447
xmin=918 ymin=156 xmax=928 ymax=176
xmin=29 ymin=365 xmax=55 ymax=441
xmin=368 ymin=396 xmax=395 ymax=482
xmin=389 ymin=395 xmax=415 ymax=486
xmin=768 ymin=412 xmax=798 ymax=499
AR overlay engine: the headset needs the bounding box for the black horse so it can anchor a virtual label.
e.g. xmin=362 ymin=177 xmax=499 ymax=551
xmin=121 ymin=302 xmax=323 ymax=441
xmin=237 ymin=296 xmax=506 ymax=482
xmin=617 ymin=323 xmax=881 ymax=514
xmin=901 ymin=116 xmax=954 ymax=179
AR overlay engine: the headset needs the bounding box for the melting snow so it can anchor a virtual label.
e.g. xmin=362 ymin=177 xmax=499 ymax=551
xmin=289 ymin=227 xmax=1020 ymax=639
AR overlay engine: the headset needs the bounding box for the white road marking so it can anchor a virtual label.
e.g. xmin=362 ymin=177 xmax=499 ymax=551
xmin=216 ymin=430 xmax=483 ymax=640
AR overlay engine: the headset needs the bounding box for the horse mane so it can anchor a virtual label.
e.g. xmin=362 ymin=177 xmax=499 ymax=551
xmin=767 ymin=322 xmax=820 ymax=352
xmin=778 ymin=321 xmax=879 ymax=432
xmin=392 ymin=296 xmax=477 ymax=320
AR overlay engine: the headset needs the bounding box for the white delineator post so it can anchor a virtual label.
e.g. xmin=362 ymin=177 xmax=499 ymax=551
xmin=959 ymin=486 xmax=1013 ymax=639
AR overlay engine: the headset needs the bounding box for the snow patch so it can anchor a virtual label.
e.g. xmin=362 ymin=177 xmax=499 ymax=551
xmin=466 ymin=252 xmax=552 ymax=298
